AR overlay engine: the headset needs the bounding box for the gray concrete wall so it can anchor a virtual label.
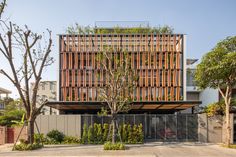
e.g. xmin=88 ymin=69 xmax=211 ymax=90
xmin=35 ymin=115 xmax=81 ymax=138
xmin=198 ymin=113 xmax=234 ymax=143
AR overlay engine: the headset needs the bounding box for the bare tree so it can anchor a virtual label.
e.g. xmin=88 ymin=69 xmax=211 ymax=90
xmin=0 ymin=20 xmax=54 ymax=143
xmin=97 ymin=48 xmax=138 ymax=144
xmin=0 ymin=0 xmax=6 ymax=18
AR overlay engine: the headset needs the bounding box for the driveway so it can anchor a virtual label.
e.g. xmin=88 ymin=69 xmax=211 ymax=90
xmin=0 ymin=142 xmax=236 ymax=157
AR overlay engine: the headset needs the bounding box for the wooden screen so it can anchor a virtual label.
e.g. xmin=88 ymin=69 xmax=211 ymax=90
xmin=59 ymin=34 xmax=184 ymax=102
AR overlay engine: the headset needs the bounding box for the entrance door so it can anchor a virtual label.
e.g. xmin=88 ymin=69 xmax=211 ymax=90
xmin=7 ymin=128 xmax=14 ymax=143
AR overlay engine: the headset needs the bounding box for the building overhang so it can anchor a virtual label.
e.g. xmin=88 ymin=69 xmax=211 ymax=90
xmin=46 ymin=100 xmax=201 ymax=111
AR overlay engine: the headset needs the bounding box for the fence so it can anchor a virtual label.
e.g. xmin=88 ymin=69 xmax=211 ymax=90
xmin=35 ymin=113 xmax=236 ymax=143
xmin=81 ymin=114 xmax=198 ymax=142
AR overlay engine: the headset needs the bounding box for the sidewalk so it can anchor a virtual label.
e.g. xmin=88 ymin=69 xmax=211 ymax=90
xmin=0 ymin=142 xmax=236 ymax=157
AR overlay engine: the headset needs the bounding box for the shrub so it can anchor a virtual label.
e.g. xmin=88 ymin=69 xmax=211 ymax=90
xmin=103 ymin=123 xmax=109 ymax=142
xmin=87 ymin=125 xmax=94 ymax=144
xmin=127 ymin=124 xmax=132 ymax=143
xmin=63 ymin=136 xmax=80 ymax=144
xmin=121 ymin=124 xmax=128 ymax=143
xmin=137 ymin=124 xmax=144 ymax=143
xmin=81 ymin=124 xmax=88 ymax=144
xmin=34 ymin=133 xmax=45 ymax=144
xmin=132 ymin=124 xmax=138 ymax=144
xmin=14 ymin=140 xmax=43 ymax=151
xmin=94 ymin=123 xmax=103 ymax=144
xmin=104 ymin=142 xmax=125 ymax=150
xmin=46 ymin=130 xmax=65 ymax=143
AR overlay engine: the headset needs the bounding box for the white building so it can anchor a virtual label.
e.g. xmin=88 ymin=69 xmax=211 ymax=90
xmin=30 ymin=81 xmax=58 ymax=115
xmin=0 ymin=87 xmax=11 ymax=110
xmin=186 ymin=59 xmax=219 ymax=111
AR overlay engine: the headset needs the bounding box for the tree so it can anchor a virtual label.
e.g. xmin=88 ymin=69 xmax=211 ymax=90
xmin=0 ymin=98 xmax=25 ymax=127
xmin=97 ymin=48 xmax=138 ymax=144
xmin=0 ymin=0 xmax=54 ymax=144
xmin=195 ymin=36 xmax=236 ymax=146
xmin=204 ymin=99 xmax=236 ymax=117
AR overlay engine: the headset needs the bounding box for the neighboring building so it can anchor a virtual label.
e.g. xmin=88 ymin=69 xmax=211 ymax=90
xmin=47 ymin=23 xmax=200 ymax=114
xmin=30 ymin=81 xmax=58 ymax=115
xmin=186 ymin=58 xmax=236 ymax=111
xmin=0 ymin=87 xmax=11 ymax=110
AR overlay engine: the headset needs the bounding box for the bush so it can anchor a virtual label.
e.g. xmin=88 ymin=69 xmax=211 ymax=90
xmin=46 ymin=130 xmax=65 ymax=143
xmin=137 ymin=124 xmax=144 ymax=143
xmin=80 ymin=123 xmax=144 ymax=144
xmin=104 ymin=142 xmax=125 ymax=150
xmin=81 ymin=124 xmax=88 ymax=144
xmin=87 ymin=125 xmax=94 ymax=144
xmin=14 ymin=140 xmax=43 ymax=151
xmin=63 ymin=136 xmax=80 ymax=144
xmin=103 ymin=123 xmax=109 ymax=142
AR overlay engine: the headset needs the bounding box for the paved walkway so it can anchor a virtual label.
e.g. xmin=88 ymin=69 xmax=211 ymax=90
xmin=0 ymin=142 xmax=236 ymax=157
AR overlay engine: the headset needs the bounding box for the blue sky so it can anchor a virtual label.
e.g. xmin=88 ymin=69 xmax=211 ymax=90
xmin=1 ymin=0 xmax=236 ymax=98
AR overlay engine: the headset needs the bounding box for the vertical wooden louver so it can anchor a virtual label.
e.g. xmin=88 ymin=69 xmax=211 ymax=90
xmin=59 ymin=34 xmax=184 ymax=102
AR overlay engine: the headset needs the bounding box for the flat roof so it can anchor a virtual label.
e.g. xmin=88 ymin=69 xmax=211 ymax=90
xmin=0 ymin=87 xmax=11 ymax=94
xmin=46 ymin=100 xmax=201 ymax=111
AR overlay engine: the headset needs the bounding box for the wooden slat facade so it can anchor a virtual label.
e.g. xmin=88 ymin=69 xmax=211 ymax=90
xmin=59 ymin=34 xmax=184 ymax=103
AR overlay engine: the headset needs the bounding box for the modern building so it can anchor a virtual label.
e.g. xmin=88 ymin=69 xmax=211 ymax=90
xmin=47 ymin=23 xmax=200 ymax=114
xmin=30 ymin=81 xmax=58 ymax=115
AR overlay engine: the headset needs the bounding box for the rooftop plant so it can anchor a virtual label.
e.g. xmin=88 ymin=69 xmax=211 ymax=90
xmin=67 ymin=23 xmax=173 ymax=34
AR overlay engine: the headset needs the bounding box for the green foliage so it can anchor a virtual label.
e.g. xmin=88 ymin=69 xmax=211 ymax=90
xmin=34 ymin=133 xmax=44 ymax=144
xmin=80 ymin=123 xmax=144 ymax=144
xmin=0 ymin=98 xmax=25 ymax=127
xmin=81 ymin=124 xmax=88 ymax=144
xmin=195 ymin=36 xmax=236 ymax=90
xmin=0 ymin=109 xmax=25 ymax=127
xmin=205 ymin=102 xmax=225 ymax=117
xmin=137 ymin=124 xmax=144 ymax=143
xmin=63 ymin=136 xmax=80 ymax=144
xmin=103 ymin=123 xmax=109 ymax=142
xmin=46 ymin=130 xmax=65 ymax=143
xmin=121 ymin=124 xmax=128 ymax=142
xmin=204 ymin=99 xmax=236 ymax=116
xmin=87 ymin=125 xmax=94 ymax=144
xmin=104 ymin=142 xmax=125 ymax=150
xmin=67 ymin=23 xmax=174 ymax=34
xmin=14 ymin=139 xmax=43 ymax=151
xmin=127 ymin=124 xmax=132 ymax=143
xmin=97 ymin=107 xmax=108 ymax=116
xmin=94 ymin=123 xmax=103 ymax=144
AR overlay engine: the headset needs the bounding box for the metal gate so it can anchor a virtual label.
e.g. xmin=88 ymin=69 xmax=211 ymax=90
xmin=81 ymin=114 xmax=198 ymax=142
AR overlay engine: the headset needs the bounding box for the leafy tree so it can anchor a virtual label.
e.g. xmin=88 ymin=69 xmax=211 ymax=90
xmin=0 ymin=98 xmax=25 ymax=127
xmin=0 ymin=0 xmax=54 ymax=144
xmin=195 ymin=36 xmax=236 ymax=146
xmin=97 ymin=48 xmax=138 ymax=144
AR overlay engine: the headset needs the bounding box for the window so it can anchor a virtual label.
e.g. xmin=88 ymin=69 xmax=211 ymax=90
xmin=50 ymin=82 xmax=54 ymax=90
xmin=41 ymin=83 xmax=45 ymax=90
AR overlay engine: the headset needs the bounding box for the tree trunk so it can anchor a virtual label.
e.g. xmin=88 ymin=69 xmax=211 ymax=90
xmin=225 ymin=101 xmax=231 ymax=147
xmin=27 ymin=119 xmax=35 ymax=144
xmin=112 ymin=117 xmax=116 ymax=144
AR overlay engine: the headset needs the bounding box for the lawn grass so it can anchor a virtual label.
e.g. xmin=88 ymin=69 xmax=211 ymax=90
xmin=221 ymin=144 xmax=236 ymax=149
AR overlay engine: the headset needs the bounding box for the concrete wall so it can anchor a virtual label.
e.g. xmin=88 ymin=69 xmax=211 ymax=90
xmin=0 ymin=126 xmax=6 ymax=145
xmin=0 ymin=126 xmax=27 ymax=145
xmin=35 ymin=115 xmax=81 ymax=138
xmin=198 ymin=113 xmax=234 ymax=143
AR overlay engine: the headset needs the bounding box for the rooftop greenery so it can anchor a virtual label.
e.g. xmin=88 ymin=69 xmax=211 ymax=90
xmin=66 ymin=23 xmax=174 ymax=34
